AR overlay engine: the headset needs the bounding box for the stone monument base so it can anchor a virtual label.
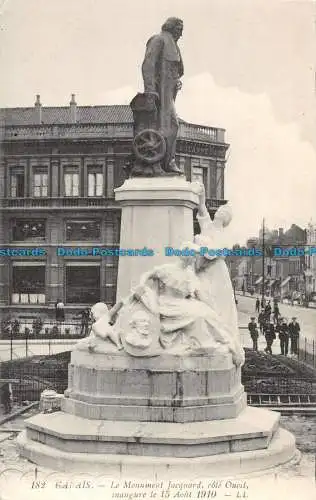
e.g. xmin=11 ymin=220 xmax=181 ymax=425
xmin=17 ymin=350 xmax=297 ymax=478
xmin=17 ymin=407 xmax=296 ymax=478
xmin=61 ymin=349 xmax=247 ymax=422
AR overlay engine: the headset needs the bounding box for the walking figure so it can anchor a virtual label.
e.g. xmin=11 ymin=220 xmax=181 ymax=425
xmin=1 ymin=382 xmax=12 ymax=414
xmin=288 ymin=316 xmax=300 ymax=355
xmin=263 ymin=321 xmax=276 ymax=355
xmin=264 ymin=301 xmax=272 ymax=323
xmin=258 ymin=309 xmax=265 ymax=333
xmin=248 ymin=317 xmax=259 ymax=351
xmin=255 ymin=298 xmax=260 ymax=313
xmin=278 ymin=318 xmax=289 ymax=356
xmin=79 ymin=308 xmax=91 ymax=337
xmin=273 ymin=303 xmax=280 ymax=324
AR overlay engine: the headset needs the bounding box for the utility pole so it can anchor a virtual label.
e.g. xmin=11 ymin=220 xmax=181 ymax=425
xmin=261 ymin=218 xmax=265 ymax=304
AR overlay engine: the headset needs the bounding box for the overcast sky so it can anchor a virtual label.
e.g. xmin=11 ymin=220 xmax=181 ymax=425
xmin=0 ymin=0 xmax=315 ymax=244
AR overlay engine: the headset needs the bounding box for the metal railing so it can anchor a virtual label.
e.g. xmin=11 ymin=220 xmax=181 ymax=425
xmin=4 ymin=121 xmax=223 ymax=144
xmin=241 ymin=375 xmax=316 ymax=395
xmin=0 ymin=319 xmax=89 ymax=339
xmin=0 ymin=364 xmax=68 ymax=405
xmin=298 ymin=336 xmax=316 ymax=369
xmin=2 ymin=197 xmax=118 ymax=209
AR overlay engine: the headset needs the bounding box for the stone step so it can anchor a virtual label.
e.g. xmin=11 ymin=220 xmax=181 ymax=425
xmin=21 ymin=406 xmax=279 ymax=458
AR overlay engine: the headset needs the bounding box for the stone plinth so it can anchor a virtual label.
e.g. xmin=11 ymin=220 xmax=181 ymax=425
xmin=18 ymin=348 xmax=297 ymax=476
xmin=17 ymin=407 xmax=297 ymax=477
xmin=62 ymin=350 xmax=246 ymax=422
xmin=114 ymin=177 xmax=198 ymax=300
xmin=39 ymin=390 xmax=63 ymax=413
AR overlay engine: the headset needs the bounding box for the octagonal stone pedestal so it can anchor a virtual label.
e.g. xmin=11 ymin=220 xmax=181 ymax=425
xmin=62 ymin=349 xmax=246 ymax=422
xmin=17 ymin=350 xmax=297 ymax=478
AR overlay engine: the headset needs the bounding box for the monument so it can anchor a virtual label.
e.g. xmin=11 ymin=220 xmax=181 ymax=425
xmin=17 ymin=17 xmax=297 ymax=479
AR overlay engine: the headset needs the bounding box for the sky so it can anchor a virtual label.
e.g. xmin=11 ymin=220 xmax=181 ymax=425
xmin=0 ymin=0 xmax=315 ymax=244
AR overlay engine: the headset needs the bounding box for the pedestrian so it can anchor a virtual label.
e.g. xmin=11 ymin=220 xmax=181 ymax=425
xmin=261 ymin=297 xmax=266 ymax=309
xmin=55 ymin=299 xmax=65 ymax=322
xmin=248 ymin=317 xmax=259 ymax=351
xmin=264 ymin=301 xmax=272 ymax=322
xmin=79 ymin=308 xmax=91 ymax=337
xmin=273 ymin=303 xmax=280 ymax=324
xmin=1 ymin=382 xmax=12 ymax=414
xmin=258 ymin=309 xmax=265 ymax=333
xmin=288 ymin=316 xmax=300 ymax=356
xmin=255 ymin=298 xmax=260 ymax=313
xmin=278 ymin=317 xmax=289 ymax=356
xmin=263 ymin=321 xmax=276 ymax=355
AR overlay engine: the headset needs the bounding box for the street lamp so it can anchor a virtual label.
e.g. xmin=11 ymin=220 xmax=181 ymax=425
xmin=261 ymin=218 xmax=265 ymax=304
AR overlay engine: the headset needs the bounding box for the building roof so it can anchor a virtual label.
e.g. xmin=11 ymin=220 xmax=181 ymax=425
xmin=1 ymin=105 xmax=134 ymax=126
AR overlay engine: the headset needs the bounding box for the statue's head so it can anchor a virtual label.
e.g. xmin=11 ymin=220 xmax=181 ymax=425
xmin=90 ymin=302 xmax=109 ymax=322
xmin=130 ymin=310 xmax=151 ymax=337
xmin=161 ymin=17 xmax=183 ymax=41
xmin=214 ymin=203 xmax=232 ymax=228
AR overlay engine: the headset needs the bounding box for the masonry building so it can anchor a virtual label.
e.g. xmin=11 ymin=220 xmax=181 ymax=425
xmin=0 ymin=95 xmax=229 ymax=320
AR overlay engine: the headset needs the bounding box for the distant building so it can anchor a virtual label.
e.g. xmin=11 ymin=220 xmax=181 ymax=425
xmin=238 ymin=225 xmax=307 ymax=298
xmin=0 ymin=95 xmax=229 ymax=320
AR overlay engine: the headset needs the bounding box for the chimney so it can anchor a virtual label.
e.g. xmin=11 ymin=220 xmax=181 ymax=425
xmin=34 ymin=94 xmax=42 ymax=124
xmin=70 ymin=94 xmax=77 ymax=123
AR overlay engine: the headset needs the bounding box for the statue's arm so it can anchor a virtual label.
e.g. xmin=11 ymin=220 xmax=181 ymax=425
xmin=195 ymin=182 xmax=212 ymax=232
xmin=108 ymin=300 xmax=125 ymax=325
xmin=142 ymin=35 xmax=164 ymax=95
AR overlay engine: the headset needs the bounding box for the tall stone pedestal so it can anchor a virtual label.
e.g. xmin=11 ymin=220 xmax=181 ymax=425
xmin=114 ymin=177 xmax=199 ymax=300
xmin=17 ymin=349 xmax=297 ymax=478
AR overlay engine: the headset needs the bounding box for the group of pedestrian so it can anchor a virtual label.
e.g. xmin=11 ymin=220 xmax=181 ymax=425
xmin=55 ymin=300 xmax=92 ymax=336
xmin=248 ymin=297 xmax=301 ymax=356
xmin=77 ymin=308 xmax=91 ymax=336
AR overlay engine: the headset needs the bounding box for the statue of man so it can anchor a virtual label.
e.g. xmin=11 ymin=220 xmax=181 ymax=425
xmin=141 ymin=17 xmax=184 ymax=174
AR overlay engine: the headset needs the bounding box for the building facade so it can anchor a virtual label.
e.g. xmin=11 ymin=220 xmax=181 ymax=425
xmin=0 ymin=95 xmax=229 ymax=320
xmin=235 ymin=226 xmax=307 ymax=298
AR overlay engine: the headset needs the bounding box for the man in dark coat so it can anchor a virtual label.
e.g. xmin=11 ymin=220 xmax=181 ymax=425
xmin=248 ymin=317 xmax=259 ymax=351
xmin=1 ymin=382 xmax=12 ymax=414
xmin=273 ymin=303 xmax=280 ymax=324
xmin=264 ymin=301 xmax=272 ymax=322
xmin=288 ymin=317 xmax=300 ymax=355
xmin=278 ymin=317 xmax=289 ymax=356
xmin=78 ymin=308 xmax=91 ymax=337
xmin=263 ymin=321 xmax=276 ymax=354
xmin=255 ymin=298 xmax=260 ymax=313
xmin=258 ymin=309 xmax=265 ymax=333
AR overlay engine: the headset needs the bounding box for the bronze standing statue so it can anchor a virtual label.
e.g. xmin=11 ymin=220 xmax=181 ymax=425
xmin=129 ymin=17 xmax=184 ymax=176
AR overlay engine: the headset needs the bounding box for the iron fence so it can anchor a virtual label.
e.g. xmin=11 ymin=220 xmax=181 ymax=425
xmin=242 ymin=376 xmax=316 ymax=395
xmin=1 ymin=364 xmax=69 ymax=405
xmin=0 ymin=319 xmax=90 ymax=340
xmin=298 ymin=336 xmax=316 ymax=369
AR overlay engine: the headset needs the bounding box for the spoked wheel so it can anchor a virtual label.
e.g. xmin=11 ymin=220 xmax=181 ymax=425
xmin=133 ymin=129 xmax=166 ymax=164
